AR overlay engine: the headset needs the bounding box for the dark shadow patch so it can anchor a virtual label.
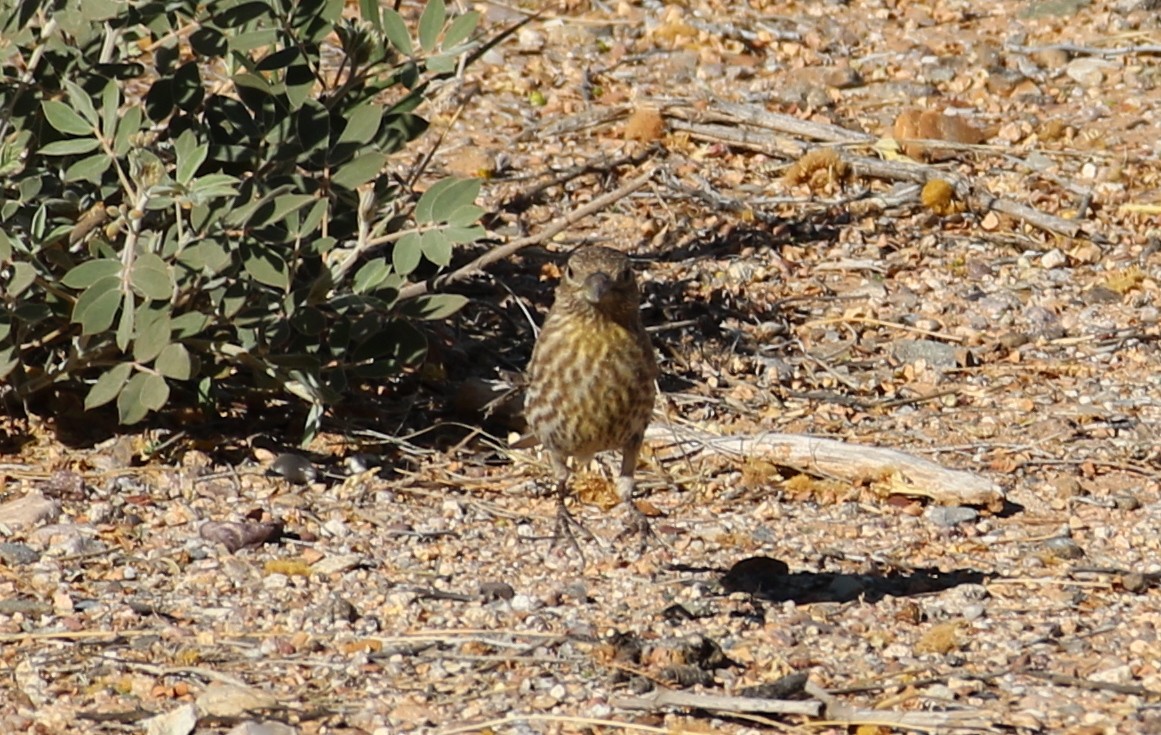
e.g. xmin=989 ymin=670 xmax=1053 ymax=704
xmin=719 ymin=554 xmax=989 ymax=605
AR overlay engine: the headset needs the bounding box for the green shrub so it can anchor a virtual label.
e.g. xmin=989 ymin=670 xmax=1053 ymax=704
xmin=0 ymin=0 xmax=485 ymax=441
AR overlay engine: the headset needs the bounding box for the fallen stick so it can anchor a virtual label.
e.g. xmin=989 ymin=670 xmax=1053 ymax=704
xmin=613 ymin=683 xmax=998 ymax=732
xmin=646 ymin=425 xmax=1004 ymax=509
xmin=611 ymin=688 xmax=822 ymax=717
xmin=665 ymin=100 xmax=1086 ymax=239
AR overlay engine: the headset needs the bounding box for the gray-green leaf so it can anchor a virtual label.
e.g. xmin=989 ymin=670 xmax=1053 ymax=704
xmin=85 ymin=362 xmax=133 ymax=410
xmin=442 ymin=11 xmax=479 ymax=49
xmin=242 ymin=244 xmax=290 ymax=289
xmin=430 ymin=178 xmax=481 ymax=221
xmin=155 ymin=343 xmax=192 ymax=379
xmin=38 ymin=138 xmax=101 ymax=156
xmin=405 ymin=293 xmax=467 ymax=320
xmin=381 ymin=9 xmax=413 ymax=55
xmin=353 ymin=257 xmax=391 ymax=294
xmin=131 ymin=252 xmax=174 ymax=301
xmin=64 ymin=153 xmax=112 ymax=183
xmin=447 ymin=203 xmax=484 ymax=227
xmin=8 ymin=262 xmax=38 ymax=297
xmin=117 ymin=372 xmax=169 ymax=424
xmin=392 ymin=232 xmax=422 ymax=276
xmin=174 ymin=129 xmax=209 ymax=185
xmin=72 ymin=275 xmax=122 ymax=334
xmin=42 ymin=100 xmax=92 ymax=136
xmin=63 ymin=79 xmax=100 ymax=127
xmin=336 ymin=103 xmax=384 ymax=146
xmin=331 ymin=152 xmax=387 ymax=189
xmin=116 ymin=292 xmax=134 ymax=351
xmin=420 ymin=230 xmax=451 ymax=266
xmin=418 ymin=0 xmax=446 ymax=53
xmin=62 ymin=260 xmax=121 ymax=289
xmin=133 ymin=311 xmax=171 ymax=363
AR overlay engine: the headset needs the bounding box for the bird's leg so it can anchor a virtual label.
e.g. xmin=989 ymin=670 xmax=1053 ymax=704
xmin=614 ymin=438 xmax=657 ymax=551
xmin=549 ymin=455 xmax=593 ymax=562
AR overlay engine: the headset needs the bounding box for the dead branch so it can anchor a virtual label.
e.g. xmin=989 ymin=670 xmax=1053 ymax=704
xmin=805 ymin=681 xmax=999 ymax=732
xmin=700 ymin=100 xmax=874 ymax=144
xmin=1021 ymin=669 xmax=1161 ymax=698
xmin=646 ymin=425 xmax=1004 ymax=508
xmin=612 ymin=683 xmax=998 ymax=732
xmin=610 ymin=688 xmax=823 ymax=717
xmin=664 ymin=100 xmax=1086 ymax=239
xmin=1006 ymin=42 xmax=1161 ymax=58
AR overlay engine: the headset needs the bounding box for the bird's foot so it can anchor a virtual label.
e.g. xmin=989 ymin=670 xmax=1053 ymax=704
xmin=549 ymin=503 xmax=594 ymax=565
xmin=615 ymin=503 xmax=662 ymax=555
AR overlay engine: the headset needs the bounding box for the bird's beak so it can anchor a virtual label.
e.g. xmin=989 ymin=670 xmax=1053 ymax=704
xmin=582 ymin=272 xmax=613 ymax=304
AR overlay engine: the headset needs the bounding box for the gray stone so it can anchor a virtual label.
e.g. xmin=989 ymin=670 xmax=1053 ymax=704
xmin=893 ymin=339 xmax=960 ymax=368
xmin=924 ymin=506 xmax=980 ymax=527
xmin=0 ymin=542 xmax=39 ymax=566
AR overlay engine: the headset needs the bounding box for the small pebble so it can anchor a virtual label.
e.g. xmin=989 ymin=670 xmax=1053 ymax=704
xmin=270 ymin=453 xmax=318 ymax=484
xmin=480 ymin=581 xmax=516 ymax=601
xmin=893 ymin=339 xmax=960 ymax=369
xmin=0 ymin=543 xmax=40 ymax=566
xmin=1112 ymin=494 xmax=1141 ymax=511
xmin=330 ymin=596 xmax=360 ymax=623
xmin=321 ymin=518 xmax=350 ymax=538
xmin=312 ymin=554 xmax=364 ymax=575
xmin=1043 ymin=537 xmax=1085 ymax=560
xmin=1052 ymin=476 xmax=1084 ymax=499
xmin=0 ymin=492 xmax=61 ymax=528
xmin=1040 ymin=249 xmax=1067 ymax=269
xmin=344 ymin=454 xmax=381 ymax=474
xmin=558 ymin=581 xmax=588 ymax=602
xmin=440 ymin=499 xmax=464 ymax=519
xmin=0 ymin=599 xmax=50 ymax=616
xmin=1121 ymin=572 xmax=1149 ymax=593
xmin=925 ymin=683 xmax=956 ymax=701
xmin=1065 ymin=57 xmax=1115 ymax=86
xmin=925 ymin=506 xmax=980 ymax=527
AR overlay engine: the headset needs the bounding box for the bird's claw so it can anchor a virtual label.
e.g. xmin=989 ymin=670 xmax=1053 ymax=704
xmin=616 ymin=505 xmax=660 ymax=555
xmin=549 ymin=504 xmax=594 ymax=565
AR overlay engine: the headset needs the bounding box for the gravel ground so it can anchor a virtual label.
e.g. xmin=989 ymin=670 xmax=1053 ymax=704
xmin=5 ymin=0 xmax=1161 ymax=733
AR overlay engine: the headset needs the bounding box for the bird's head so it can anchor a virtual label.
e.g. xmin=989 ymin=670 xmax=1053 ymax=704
xmin=558 ymin=246 xmax=639 ymax=317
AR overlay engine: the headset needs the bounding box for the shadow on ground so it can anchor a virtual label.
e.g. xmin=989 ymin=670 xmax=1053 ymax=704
xmin=675 ymin=555 xmax=989 ymax=606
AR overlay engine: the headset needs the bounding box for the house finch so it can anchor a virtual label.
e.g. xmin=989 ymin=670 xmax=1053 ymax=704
xmin=524 ymin=245 xmax=658 ymax=554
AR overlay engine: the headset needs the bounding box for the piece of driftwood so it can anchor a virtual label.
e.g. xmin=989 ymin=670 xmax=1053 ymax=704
xmin=645 ymin=425 xmax=1004 ymax=509
xmin=613 ymin=682 xmax=998 ymax=732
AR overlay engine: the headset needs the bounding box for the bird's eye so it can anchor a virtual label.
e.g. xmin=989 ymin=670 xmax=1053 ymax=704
xmin=563 ymin=265 xmax=574 ymax=281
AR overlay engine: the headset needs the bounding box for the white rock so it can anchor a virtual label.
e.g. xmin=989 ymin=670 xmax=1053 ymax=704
xmin=1040 ymin=249 xmax=1067 ymax=269
xmin=1065 ymin=57 xmax=1117 ymax=86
